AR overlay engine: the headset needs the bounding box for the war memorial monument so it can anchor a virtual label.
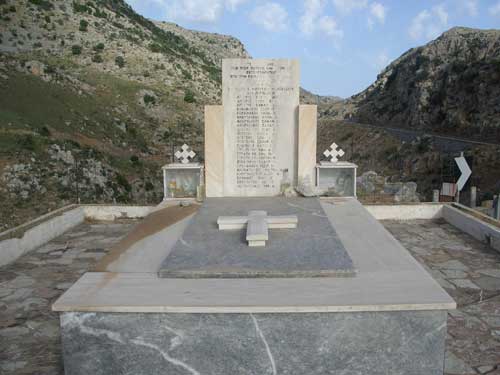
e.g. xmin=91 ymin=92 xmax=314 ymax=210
xmin=53 ymin=59 xmax=456 ymax=374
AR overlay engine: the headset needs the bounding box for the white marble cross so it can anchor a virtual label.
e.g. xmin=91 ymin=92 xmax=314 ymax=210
xmin=324 ymin=143 xmax=345 ymax=162
xmin=218 ymin=211 xmax=298 ymax=247
xmin=175 ymin=144 xmax=196 ymax=164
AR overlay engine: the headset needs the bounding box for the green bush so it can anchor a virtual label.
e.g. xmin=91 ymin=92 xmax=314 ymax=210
xmin=492 ymin=59 xmax=500 ymax=74
xmin=183 ymin=90 xmax=195 ymax=103
xmin=115 ymin=174 xmax=131 ymax=192
xmin=94 ymin=8 xmax=107 ymax=18
xmin=40 ymin=126 xmax=51 ymax=137
xmin=91 ymin=54 xmax=103 ymax=63
xmin=79 ymin=19 xmax=88 ymax=32
xmin=143 ymin=94 xmax=156 ymax=106
xmin=115 ymin=55 xmax=125 ymax=68
xmin=72 ymin=2 xmax=91 ymax=13
xmin=71 ymin=44 xmax=82 ymax=55
xmin=181 ymin=68 xmax=192 ymax=80
xmin=130 ymin=155 xmax=139 ymax=163
xmin=28 ymin=0 xmax=53 ymax=10
xmin=17 ymin=135 xmax=36 ymax=151
xmin=44 ymin=65 xmax=55 ymax=74
xmin=148 ymin=42 xmax=161 ymax=53
xmin=93 ymin=42 xmax=104 ymax=51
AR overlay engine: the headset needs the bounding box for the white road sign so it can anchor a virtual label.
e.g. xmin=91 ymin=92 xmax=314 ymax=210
xmin=455 ymin=156 xmax=471 ymax=192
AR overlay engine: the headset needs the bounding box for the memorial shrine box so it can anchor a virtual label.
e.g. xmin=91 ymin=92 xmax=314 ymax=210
xmin=162 ymin=163 xmax=204 ymax=200
xmin=316 ymin=161 xmax=357 ymax=197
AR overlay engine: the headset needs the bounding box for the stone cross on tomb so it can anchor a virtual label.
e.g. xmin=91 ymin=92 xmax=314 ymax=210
xmin=218 ymin=211 xmax=298 ymax=247
xmin=175 ymin=144 xmax=196 ymax=164
xmin=324 ymin=143 xmax=345 ymax=163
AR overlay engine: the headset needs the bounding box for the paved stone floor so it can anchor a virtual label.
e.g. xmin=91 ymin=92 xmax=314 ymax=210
xmin=0 ymin=218 xmax=499 ymax=374
xmin=385 ymin=220 xmax=500 ymax=375
xmin=0 ymin=220 xmax=138 ymax=375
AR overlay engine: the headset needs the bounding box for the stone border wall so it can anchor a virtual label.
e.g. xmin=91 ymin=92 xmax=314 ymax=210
xmin=443 ymin=204 xmax=500 ymax=252
xmin=3 ymin=201 xmax=499 ymax=267
xmin=365 ymin=203 xmax=444 ymax=221
xmin=0 ymin=205 xmax=153 ymax=267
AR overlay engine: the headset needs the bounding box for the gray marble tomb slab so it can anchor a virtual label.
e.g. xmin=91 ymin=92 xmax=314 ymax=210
xmin=61 ymin=310 xmax=447 ymax=375
xmin=158 ymin=197 xmax=356 ymax=278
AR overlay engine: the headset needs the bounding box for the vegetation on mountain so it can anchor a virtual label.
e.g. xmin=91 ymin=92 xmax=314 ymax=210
xmin=324 ymin=27 xmax=500 ymax=143
xmin=0 ymin=0 xmax=248 ymax=229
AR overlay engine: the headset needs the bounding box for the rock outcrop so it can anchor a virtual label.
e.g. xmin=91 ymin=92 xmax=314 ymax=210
xmin=324 ymin=27 xmax=500 ymax=143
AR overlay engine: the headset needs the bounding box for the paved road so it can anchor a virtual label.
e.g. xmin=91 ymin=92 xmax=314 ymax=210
xmin=341 ymin=121 xmax=500 ymax=151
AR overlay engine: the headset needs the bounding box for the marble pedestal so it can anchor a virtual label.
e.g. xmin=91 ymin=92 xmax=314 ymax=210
xmin=61 ymin=310 xmax=447 ymax=375
xmin=53 ymin=199 xmax=455 ymax=375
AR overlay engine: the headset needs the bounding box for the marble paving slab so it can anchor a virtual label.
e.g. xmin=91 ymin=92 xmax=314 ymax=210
xmin=158 ymin=197 xmax=356 ymax=278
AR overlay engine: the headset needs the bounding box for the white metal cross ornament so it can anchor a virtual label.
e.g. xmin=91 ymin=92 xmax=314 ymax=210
xmin=324 ymin=143 xmax=345 ymax=163
xmin=175 ymin=144 xmax=196 ymax=164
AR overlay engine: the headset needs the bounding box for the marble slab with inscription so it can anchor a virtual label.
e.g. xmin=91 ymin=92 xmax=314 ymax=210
xmin=222 ymin=59 xmax=299 ymax=197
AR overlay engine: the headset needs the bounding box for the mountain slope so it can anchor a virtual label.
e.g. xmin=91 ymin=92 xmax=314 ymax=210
xmin=0 ymin=0 xmax=249 ymax=230
xmin=323 ymin=27 xmax=500 ymax=143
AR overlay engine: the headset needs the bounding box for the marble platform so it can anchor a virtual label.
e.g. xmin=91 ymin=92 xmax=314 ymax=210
xmin=53 ymin=198 xmax=456 ymax=375
xmin=159 ymin=197 xmax=356 ymax=278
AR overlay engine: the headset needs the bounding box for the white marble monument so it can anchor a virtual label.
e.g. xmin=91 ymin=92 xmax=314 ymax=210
xmin=205 ymin=59 xmax=317 ymax=198
xmin=53 ymin=58 xmax=455 ymax=375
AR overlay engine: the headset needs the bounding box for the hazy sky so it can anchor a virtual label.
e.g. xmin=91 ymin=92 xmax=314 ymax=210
xmin=125 ymin=0 xmax=500 ymax=98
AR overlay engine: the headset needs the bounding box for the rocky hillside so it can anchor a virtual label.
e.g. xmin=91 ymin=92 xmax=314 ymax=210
xmin=0 ymin=0 xmax=249 ymax=230
xmin=323 ymin=27 xmax=500 ymax=143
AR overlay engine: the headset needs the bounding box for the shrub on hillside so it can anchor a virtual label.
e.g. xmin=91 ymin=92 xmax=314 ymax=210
xmin=115 ymin=174 xmax=132 ymax=192
xmin=148 ymin=43 xmax=162 ymax=53
xmin=28 ymin=0 xmax=53 ymax=10
xmin=94 ymin=8 xmax=107 ymax=18
xmin=184 ymin=90 xmax=195 ymax=103
xmin=93 ymin=42 xmax=104 ymax=51
xmin=143 ymin=94 xmax=156 ymax=106
xmin=79 ymin=19 xmax=88 ymax=32
xmin=91 ymin=54 xmax=103 ymax=63
xmin=17 ymin=135 xmax=36 ymax=151
xmin=71 ymin=45 xmax=82 ymax=55
xmin=115 ymin=56 xmax=125 ymax=68
xmin=39 ymin=126 xmax=51 ymax=137
xmin=181 ymin=69 xmax=192 ymax=80
xmin=72 ymin=2 xmax=91 ymax=14
xmin=44 ymin=65 xmax=55 ymax=74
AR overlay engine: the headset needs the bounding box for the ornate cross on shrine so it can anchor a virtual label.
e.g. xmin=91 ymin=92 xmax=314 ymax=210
xmin=218 ymin=211 xmax=298 ymax=247
xmin=323 ymin=143 xmax=345 ymax=163
xmin=175 ymin=144 xmax=196 ymax=164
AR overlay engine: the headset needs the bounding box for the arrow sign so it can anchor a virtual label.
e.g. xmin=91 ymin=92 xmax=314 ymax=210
xmin=455 ymin=156 xmax=471 ymax=192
